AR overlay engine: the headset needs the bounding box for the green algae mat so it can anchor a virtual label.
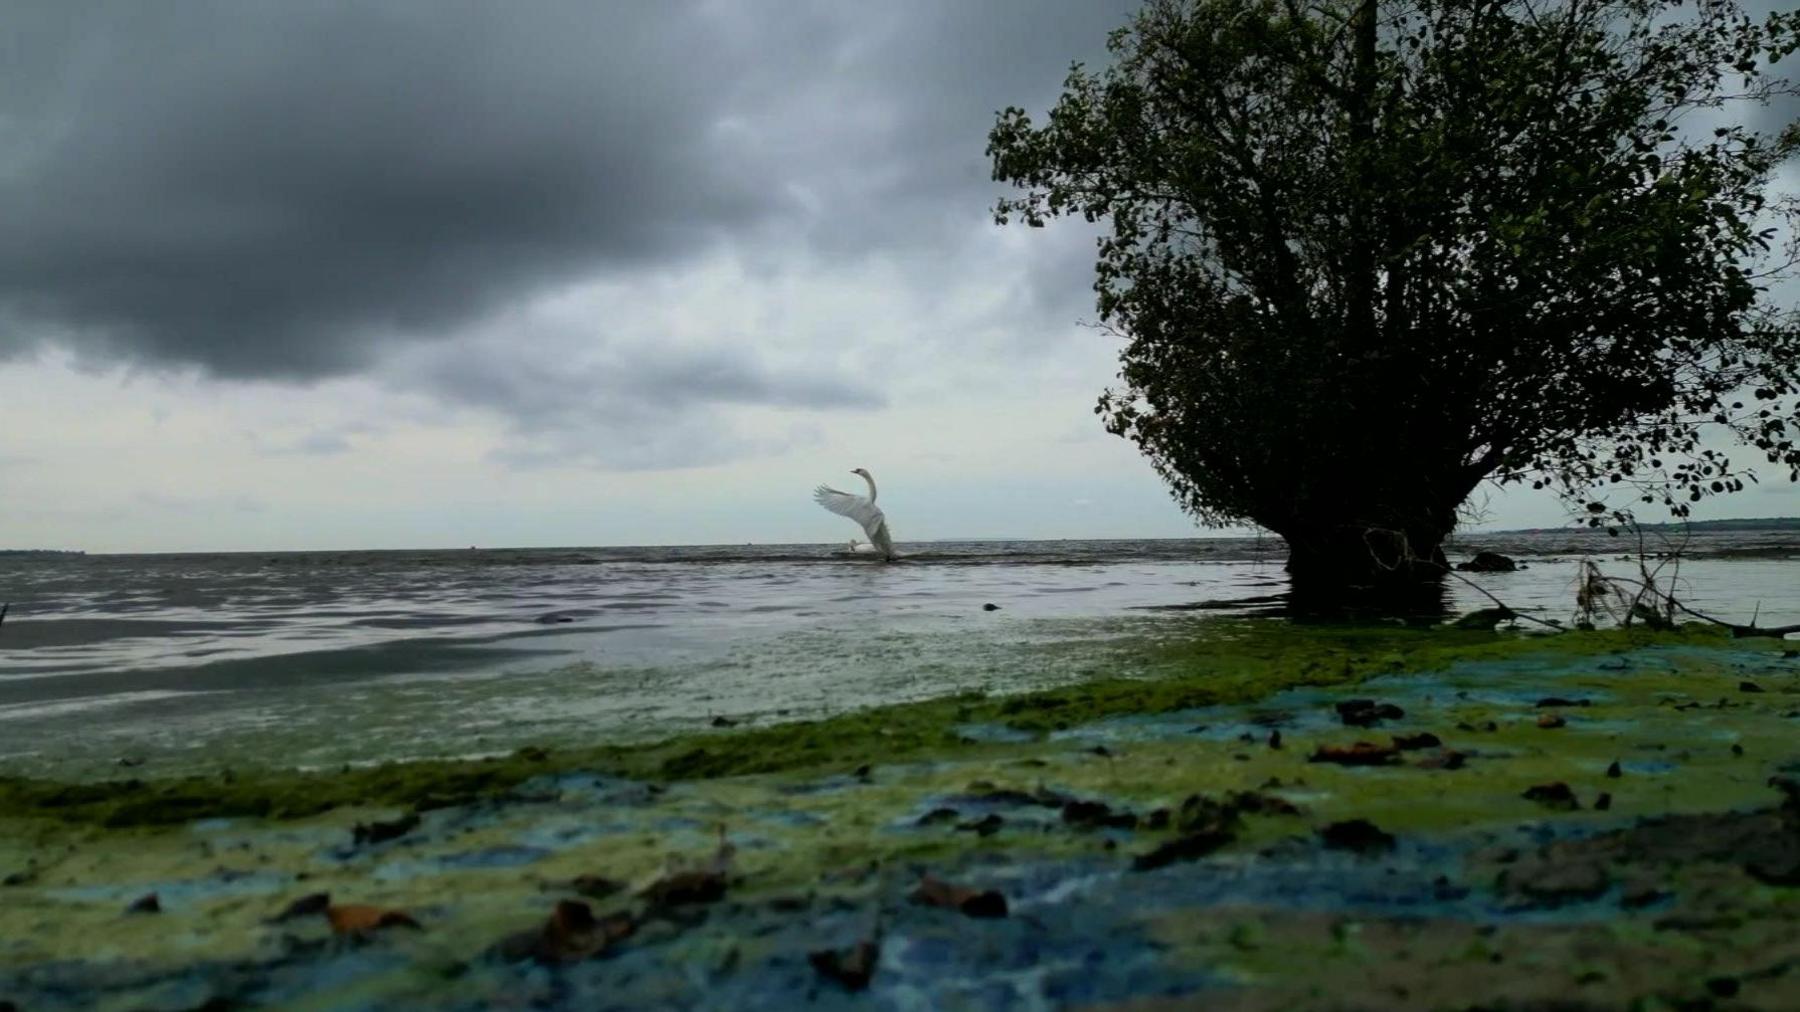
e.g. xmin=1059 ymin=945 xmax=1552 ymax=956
xmin=2 ymin=622 xmax=1798 ymax=1010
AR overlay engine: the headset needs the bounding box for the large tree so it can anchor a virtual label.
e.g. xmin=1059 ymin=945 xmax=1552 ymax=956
xmin=990 ymin=0 xmax=1800 ymax=608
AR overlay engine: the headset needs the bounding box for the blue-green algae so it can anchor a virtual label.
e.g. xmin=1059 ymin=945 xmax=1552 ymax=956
xmin=1 ymin=620 xmax=1796 ymax=1010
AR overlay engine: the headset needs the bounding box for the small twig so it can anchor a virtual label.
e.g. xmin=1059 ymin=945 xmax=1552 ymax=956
xmin=1623 ymin=521 xmax=1681 ymax=629
xmin=1627 ymin=524 xmax=1650 ymax=627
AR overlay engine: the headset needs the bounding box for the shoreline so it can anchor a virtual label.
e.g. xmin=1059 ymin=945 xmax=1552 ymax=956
xmin=0 ymin=621 xmax=1675 ymax=817
xmin=9 ymin=548 xmax=1800 ymax=781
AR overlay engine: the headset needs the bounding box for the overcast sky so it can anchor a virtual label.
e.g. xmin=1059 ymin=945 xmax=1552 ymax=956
xmin=1 ymin=0 xmax=1796 ymax=552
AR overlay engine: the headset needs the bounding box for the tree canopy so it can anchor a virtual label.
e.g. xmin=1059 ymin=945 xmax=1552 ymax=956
xmin=989 ymin=0 xmax=1800 ymax=597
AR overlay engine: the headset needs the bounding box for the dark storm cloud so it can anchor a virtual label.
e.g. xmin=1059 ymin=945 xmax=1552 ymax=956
xmin=0 ymin=0 xmax=1134 ymax=385
xmin=0 ymin=0 xmax=771 ymax=377
xmin=10 ymin=0 xmax=1785 ymax=396
xmin=722 ymin=1 xmax=1138 ymax=256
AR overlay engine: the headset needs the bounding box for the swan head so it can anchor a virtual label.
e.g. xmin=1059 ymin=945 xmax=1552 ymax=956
xmin=850 ymin=467 xmax=871 ymax=478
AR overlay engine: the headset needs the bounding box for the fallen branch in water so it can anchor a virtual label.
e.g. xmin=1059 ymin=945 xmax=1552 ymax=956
xmin=1569 ymin=521 xmax=1795 ymax=636
xmin=1586 ymin=573 xmax=1800 ymax=638
xmin=1363 ymin=524 xmax=1792 ymax=637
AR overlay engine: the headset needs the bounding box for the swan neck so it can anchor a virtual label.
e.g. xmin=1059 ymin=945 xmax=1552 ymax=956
xmin=860 ymin=472 xmax=877 ymax=502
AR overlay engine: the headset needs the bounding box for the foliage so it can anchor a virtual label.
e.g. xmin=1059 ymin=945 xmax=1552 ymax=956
xmin=989 ymin=0 xmax=1800 ymax=563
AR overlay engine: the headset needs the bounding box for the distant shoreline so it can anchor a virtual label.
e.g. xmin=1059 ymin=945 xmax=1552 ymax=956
xmin=4 ymin=517 xmax=1796 ymax=558
xmin=1483 ymin=516 xmax=1800 ymax=535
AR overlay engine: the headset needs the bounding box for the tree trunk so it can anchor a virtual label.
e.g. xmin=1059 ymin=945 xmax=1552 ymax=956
xmin=1281 ymin=522 xmax=1452 ymax=619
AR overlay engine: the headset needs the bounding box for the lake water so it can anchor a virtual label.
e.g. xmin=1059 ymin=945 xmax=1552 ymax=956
xmin=1 ymin=531 xmax=1794 ymax=774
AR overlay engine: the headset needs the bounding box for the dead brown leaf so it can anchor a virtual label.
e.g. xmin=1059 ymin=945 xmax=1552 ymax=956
xmin=1224 ymin=790 xmax=1301 ymax=816
xmin=1522 ymin=782 xmax=1580 ymax=810
xmin=1336 ymin=699 xmax=1406 ymax=727
xmin=269 ymin=892 xmax=332 ymax=923
xmin=351 ymin=813 xmax=419 ymax=847
xmin=495 ymin=899 xmax=636 ymax=964
xmin=1308 ymin=741 xmax=1399 ymax=766
xmin=1414 ymin=749 xmax=1468 ymax=770
xmin=810 ymin=940 xmax=881 ymax=990
xmin=910 ymin=874 xmax=1007 ymax=918
xmin=326 ymin=904 xmax=421 ymax=936
xmin=640 ymin=869 xmax=726 ymax=908
xmin=1390 ymin=732 xmax=1442 ymax=750
xmin=1318 ymin=818 xmax=1396 ymax=854
xmin=640 ymin=827 xmax=734 ymax=908
xmin=1132 ymin=829 xmax=1234 ymax=871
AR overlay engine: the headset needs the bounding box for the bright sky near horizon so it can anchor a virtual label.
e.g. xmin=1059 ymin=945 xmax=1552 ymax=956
xmin=2 ymin=0 xmax=1796 ymax=553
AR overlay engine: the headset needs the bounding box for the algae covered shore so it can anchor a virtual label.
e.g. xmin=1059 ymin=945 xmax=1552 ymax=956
xmin=3 ymin=620 xmax=1799 ymax=1009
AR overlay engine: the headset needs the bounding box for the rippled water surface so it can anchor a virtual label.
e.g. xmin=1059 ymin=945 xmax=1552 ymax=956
xmin=1 ymin=533 xmax=1794 ymax=773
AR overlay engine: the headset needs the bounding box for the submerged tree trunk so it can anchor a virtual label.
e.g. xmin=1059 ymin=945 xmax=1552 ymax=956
xmin=1280 ymin=522 xmax=1453 ymax=620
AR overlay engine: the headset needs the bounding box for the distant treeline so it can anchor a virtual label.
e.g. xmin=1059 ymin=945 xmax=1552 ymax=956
xmin=1671 ymin=518 xmax=1800 ymax=532
xmin=1504 ymin=518 xmax=1800 ymax=535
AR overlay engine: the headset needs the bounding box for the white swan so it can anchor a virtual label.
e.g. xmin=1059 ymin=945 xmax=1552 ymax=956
xmin=814 ymin=467 xmax=895 ymax=560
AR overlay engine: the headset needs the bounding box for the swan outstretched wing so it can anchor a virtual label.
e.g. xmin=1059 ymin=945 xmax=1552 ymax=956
xmin=814 ymin=485 xmax=882 ymax=531
xmin=814 ymin=485 xmax=892 ymax=553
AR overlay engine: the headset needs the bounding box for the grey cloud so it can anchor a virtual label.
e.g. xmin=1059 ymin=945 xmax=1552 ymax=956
xmin=0 ymin=0 xmax=774 ymax=378
xmin=493 ymin=420 xmax=815 ymax=474
xmin=416 ymin=342 xmax=881 ymax=420
xmin=397 ymin=331 xmax=882 ymax=471
xmin=0 ymin=0 xmax=1135 ymax=384
xmin=13 ymin=0 xmax=1783 ymax=399
xmin=720 ymin=1 xmax=1137 ymax=257
xmin=1 ymin=0 xmax=1141 ymax=473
